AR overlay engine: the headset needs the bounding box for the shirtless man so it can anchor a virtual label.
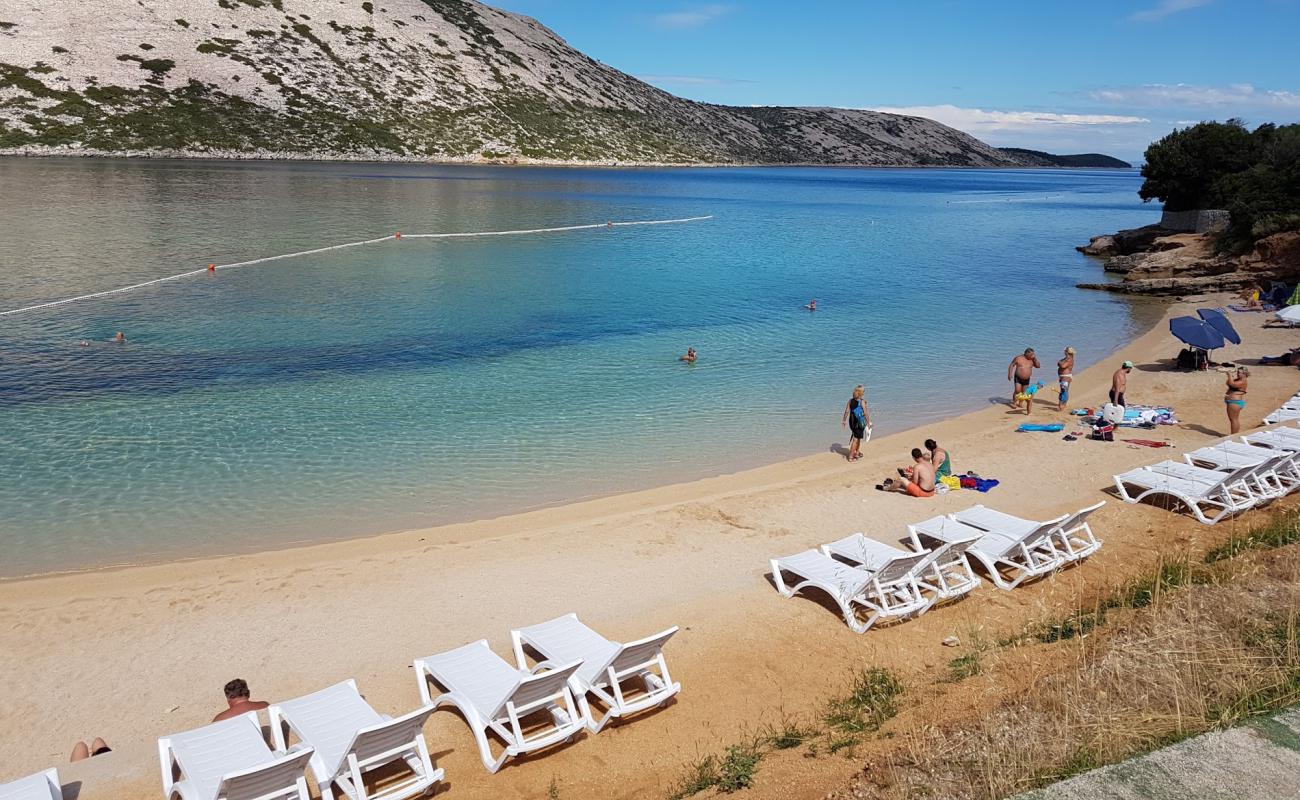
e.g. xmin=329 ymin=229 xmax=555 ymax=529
xmin=1110 ymin=360 xmax=1133 ymax=407
xmin=884 ymin=448 xmax=936 ymax=498
xmin=679 ymin=347 xmax=697 ymax=364
xmin=212 ymin=678 xmax=270 ymax=722
xmin=1057 ymin=347 xmax=1076 ymax=411
xmin=1007 ymin=348 xmax=1041 ymax=414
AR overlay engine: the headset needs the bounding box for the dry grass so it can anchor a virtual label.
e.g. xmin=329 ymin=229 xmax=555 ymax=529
xmin=837 ymin=530 xmax=1300 ymax=800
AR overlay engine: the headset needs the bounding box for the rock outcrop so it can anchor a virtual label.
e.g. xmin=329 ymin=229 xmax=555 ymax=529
xmin=0 ymin=0 xmax=1078 ymax=166
xmin=1078 ymin=228 xmax=1300 ymax=296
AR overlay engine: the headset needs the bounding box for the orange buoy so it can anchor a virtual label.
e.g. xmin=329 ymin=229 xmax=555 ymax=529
xmin=208 ymin=263 xmax=215 ymax=272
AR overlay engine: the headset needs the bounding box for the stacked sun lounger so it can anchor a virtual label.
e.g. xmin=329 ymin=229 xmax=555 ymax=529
xmin=153 ymin=616 xmax=681 ymax=797
xmin=769 ymin=503 xmax=1103 ymax=632
xmin=1262 ymin=393 xmax=1300 ymax=425
xmin=1115 ymin=427 xmax=1300 ymax=523
xmin=0 ymin=769 xmax=62 ymax=800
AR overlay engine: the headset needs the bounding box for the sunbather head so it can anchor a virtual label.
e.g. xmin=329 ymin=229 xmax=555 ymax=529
xmin=213 ymin=678 xmax=270 ymax=722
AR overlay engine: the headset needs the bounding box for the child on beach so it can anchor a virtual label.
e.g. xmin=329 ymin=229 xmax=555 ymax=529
xmin=841 ymin=385 xmax=871 ymax=461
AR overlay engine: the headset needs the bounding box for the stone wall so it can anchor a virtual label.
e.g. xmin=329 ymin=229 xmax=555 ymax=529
xmin=1160 ymin=208 xmax=1231 ymax=234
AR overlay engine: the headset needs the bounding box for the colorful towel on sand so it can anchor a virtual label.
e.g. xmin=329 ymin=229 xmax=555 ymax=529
xmin=958 ymin=475 xmax=1000 ymax=492
xmin=1124 ymin=439 xmax=1171 ymax=448
xmin=1017 ymin=423 xmax=1065 ymax=432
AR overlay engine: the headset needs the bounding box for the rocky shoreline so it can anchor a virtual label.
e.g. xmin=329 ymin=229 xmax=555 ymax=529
xmin=1076 ymin=224 xmax=1300 ymax=296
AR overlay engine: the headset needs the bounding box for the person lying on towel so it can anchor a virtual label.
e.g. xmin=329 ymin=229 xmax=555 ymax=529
xmin=881 ymin=448 xmax=936 ymax=497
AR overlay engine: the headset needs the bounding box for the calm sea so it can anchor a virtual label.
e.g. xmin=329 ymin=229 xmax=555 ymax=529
xmin=0 ymin=159 xmax=1162 ymax=576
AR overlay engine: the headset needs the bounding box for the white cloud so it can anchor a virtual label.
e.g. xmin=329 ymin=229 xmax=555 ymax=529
xmin=638 ymin=74 xmax=754 ymax=86
xmin=652 ymin=4 xmax=733 ymax=29
xmin=1087 ymin=83 xmax=1300 ymax=109
xmin=1129 ymin=0 xmax=1214 ymax=22
xmin=867 ymin=104 xmax=1149 ymax=132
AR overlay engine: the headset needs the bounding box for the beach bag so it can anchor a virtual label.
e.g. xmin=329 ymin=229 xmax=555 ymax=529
xmin=1091 ymin=423 xmax=1115 ymax=442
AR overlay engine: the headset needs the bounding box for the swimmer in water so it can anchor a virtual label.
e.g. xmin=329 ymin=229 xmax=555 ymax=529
xmin=113 ymin=332 xmax=125 ymax=343
xmin=79 ymin=340 xmax=90 ymax=347
xmin=805 ymin=299 xmax=817 ymax=311
xmin=680 ymin=347 xmax=697 ymax=364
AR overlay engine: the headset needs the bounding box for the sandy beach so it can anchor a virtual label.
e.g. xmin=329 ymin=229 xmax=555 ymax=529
xmin=3 ymin=293 xmax=1298 ymax=799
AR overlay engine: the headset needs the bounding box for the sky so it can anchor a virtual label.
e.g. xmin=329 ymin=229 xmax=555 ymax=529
xmin=491 ymin=0 xmax=1300 ymax=162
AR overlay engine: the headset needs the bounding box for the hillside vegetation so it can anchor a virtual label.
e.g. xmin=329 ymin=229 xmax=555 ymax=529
xmin=3 ymin=0 xmax=1073 ymax=166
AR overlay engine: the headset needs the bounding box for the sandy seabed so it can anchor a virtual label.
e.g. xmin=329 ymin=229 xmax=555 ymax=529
xmin=2 ymin=293 xmax=1298 ymax=799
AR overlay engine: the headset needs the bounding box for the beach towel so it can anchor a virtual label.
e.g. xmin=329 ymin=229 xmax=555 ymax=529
xmin=1124 ymin=439 xmax=1171 ymax=448
xmin=1017 ymin=423 xmax=1065 ymax=432
xmin=939 ymin=475 xmax=961 ymax=491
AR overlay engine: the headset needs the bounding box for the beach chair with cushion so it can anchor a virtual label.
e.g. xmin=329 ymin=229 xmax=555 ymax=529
xmin=414 ymin=640 xmax=585 ymax=773
xmin=268 ymin=681 xmax=440 ymax=800
xmin=159 ymin=713 xmax=314 ymax=800
xmin=510 ymin=614 xmax=680 ymax=734
xmin=0 ymin=769 xmax=61 ymax=800
xmin=769 ymin=548 xmax=929 ymax=634
xmin=1113 ymin=463 xmax=1257 ymax=525
xmin=819 ymin=532 xmax=980 ymax=605
xmin=907 ymin=512 xmax=1065 ymax=591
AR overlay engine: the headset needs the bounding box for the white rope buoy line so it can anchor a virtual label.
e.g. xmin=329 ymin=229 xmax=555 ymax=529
xmin=0 ymin=215 xmax=714 ymax=317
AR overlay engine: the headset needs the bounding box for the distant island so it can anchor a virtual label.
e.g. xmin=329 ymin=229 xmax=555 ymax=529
xmin=997 ymin=148 xmax=1131 ymax=168
xmin=1 ymin=0 xmax=1122 ymax=168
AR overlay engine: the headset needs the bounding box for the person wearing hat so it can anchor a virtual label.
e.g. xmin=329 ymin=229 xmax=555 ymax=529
xmin=1057 ymin=347 xmax=1076 ymax=411
xmin=1110 ymin=360 xmax=1133 ymax=407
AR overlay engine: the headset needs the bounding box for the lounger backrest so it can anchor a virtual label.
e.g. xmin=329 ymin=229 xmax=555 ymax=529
xmin=608 ymin=627 xmax=678 ymax=676
xmin=349 ymin=705 xmax=435 ymax=767
xmin=0 ymin=770 xmax=60 ymax=800
xmin=167 ymin=713 xmax=278 ymax=800
xmin=1062 ymin=501 xmax=1105 ymax=530
xmin=870 ymin=550 xmax=931 ymax=584
xmin=417 ymin=641 xmax=524 ymax=718
xmin=821 ymin=533 xmax=906 ymax=571
xmin=273 ymin=680 xmax=384 ymax=778
xmin=216 ymin=749 xmax=313 ymax=800
xmin=507 ymin=661 xmax=583 ymax=714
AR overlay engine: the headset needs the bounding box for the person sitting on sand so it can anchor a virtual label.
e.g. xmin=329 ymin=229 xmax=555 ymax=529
xmin=881 ymin=448 xmax=936 ymax=497
xmin=804 ymin=299 xmax=817 ymax=311
xmin=213 ymin=678 xmax=270 ymax=722
xmin=1057 ymin=347 xmax=1075 ymax=411
xmin=1237 ymin=283 xmax=1264 ymax=310
xmin=925 ymin=438 xmax=951 ymax=478
xmin=1110 ymin=361 xmax=1133 ymax=407
xmin=1007 ymin=348 xmax=1040 ymax=414
xmin=679 ymin=347 xmax=697 ymax=364
xmin=70 ymin=738 xmax=111 ymax=762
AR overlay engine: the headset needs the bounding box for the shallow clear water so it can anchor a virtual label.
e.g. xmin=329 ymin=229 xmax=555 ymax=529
xmin=0 ymin=159 xmax=1162 ymax=576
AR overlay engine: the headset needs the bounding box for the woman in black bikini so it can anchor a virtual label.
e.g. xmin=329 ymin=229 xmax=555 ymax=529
xmin=841 ymin=385 xmax=871 ymax=461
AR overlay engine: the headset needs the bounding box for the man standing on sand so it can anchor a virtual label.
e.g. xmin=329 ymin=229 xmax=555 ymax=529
xmin=1008 ymin=348 xmax=1041 ymax=414
xmin=212 ymin=678 xmax=270 ymax=722
xmin=1110 ymin=361 xmax=1133 ymax=407
xmin=1057 ymin=347 xmax=1075 ymax=411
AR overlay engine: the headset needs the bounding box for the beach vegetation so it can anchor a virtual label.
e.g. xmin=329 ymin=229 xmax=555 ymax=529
xmin=1139 ymin=119 xmax=1300 ymax=247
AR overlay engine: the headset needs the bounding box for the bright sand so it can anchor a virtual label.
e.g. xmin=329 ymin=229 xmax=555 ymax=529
xmin=2 ymin=295 xmax=1297 ymax=799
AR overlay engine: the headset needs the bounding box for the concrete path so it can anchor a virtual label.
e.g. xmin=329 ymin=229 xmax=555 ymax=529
xmin=1018 ymin=706 xmax=1300 ymax=800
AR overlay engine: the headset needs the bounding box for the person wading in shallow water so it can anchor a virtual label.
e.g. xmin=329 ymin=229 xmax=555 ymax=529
xmin=841 ymin=384 xmax=870 ymax=461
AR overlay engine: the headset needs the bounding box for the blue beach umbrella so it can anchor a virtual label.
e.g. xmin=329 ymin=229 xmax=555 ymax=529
xmin=1196 ymin=308 xmax=1241 ymax=345
xmin=1170 ymin=316 xmax=1226 ymax=351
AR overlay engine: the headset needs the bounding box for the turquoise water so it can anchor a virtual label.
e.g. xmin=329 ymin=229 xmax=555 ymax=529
xmin=0 ymin=160 xmax=1162 ymax=576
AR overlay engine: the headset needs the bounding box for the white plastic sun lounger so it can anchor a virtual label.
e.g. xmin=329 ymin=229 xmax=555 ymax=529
xmin=0 ymin=769 xmax=61 ymax=800
xmin=770 ymin=548 xmax=929 ymax=633
xmin=159 ymin=713 xmax=314 ymax=800
xmin=415 ymin=640 xmax=585 ymax=773
xmin=1144 ymin=461 xmax=1265 ymax=504
xmin=820 ymin=531 xmax=980 ymax=605
xmin=1245 ymin=428 xmax=1300 ymax=451
xmin=908 ymin=513 xmax=1065 ymax=591
xmin=953 ymin=504 xmax=1105 ymax=563
xmin=1113 ymin=464 xmax=1256 ymax=524
xmin=1185 ymin=444 xmax=1294 ymax=499
xmin=510 ymin=614 xmax=680 ymax=734
xmin=1263 ymin=407 xmax=1300 ymax=425
xmin=268 ymin=681 xmax=440 ymax=800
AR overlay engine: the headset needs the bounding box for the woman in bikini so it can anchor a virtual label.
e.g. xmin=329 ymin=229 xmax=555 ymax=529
xmin=1057 ymin=346 xmax=1075 ymax=411
xmin=841 ymin=385 xmax=870 ymax=461
xmin=1224 ymin=366 xmax=1249 ymax=434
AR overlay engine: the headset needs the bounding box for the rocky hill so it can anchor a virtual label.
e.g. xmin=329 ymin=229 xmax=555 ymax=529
xmin=4 ymin=0 xmax=1048 ymax=165
xmin=998 ymin=148 xmax=1131 ymax=168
